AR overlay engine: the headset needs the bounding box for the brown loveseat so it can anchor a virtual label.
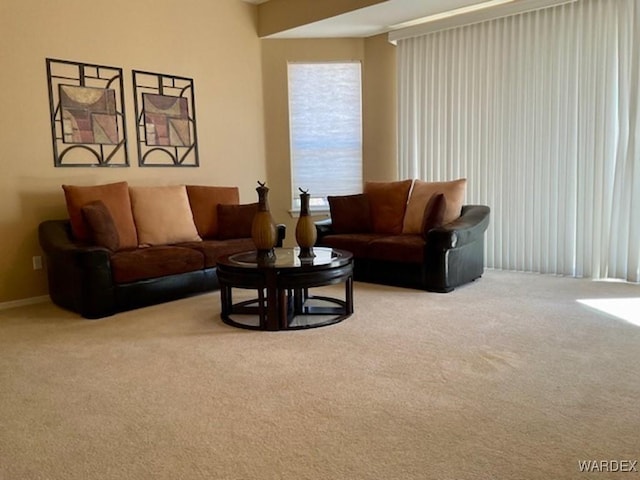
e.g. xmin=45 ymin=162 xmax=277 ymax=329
xmin=315 ymin=179 xmax=490 ymax=292
xmin=38 ymin=182 xmax=284 ymax=319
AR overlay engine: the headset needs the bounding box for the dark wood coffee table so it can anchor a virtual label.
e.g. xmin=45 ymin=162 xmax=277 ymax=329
xmin=216 ymin=247 xmax=353 ymax=331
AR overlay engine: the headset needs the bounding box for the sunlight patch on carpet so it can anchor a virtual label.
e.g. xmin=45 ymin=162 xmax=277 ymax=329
xmin=577 ymin=298 xmax=640 ymax=327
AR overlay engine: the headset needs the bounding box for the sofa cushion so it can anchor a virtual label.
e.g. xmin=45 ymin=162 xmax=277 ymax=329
xmin=217 ymin=203 xmax=257 ymax=240
xmin=129 ymin=185 xmax=201 ymax=246
xmin=81 ymin=201 xmax=120 ymax=251
xmin=186 ymin=185 xmax=240 ymax=239
xmin=319 ymin=233 xmax=385 ymax=259
xmin=179 ymin=238 xmax=256 ymax=268
xmin=62 ymin=181 xmax=138 ymax=248
xmin=328 ymin=194 xmax=371 ymax=234
xmin=110 ymin=246 xmax=205 ymax=284
xmin=403 ymin=178 xmax=467 ymax=233
xmin=421 ymin=193 xmax=447 ymax=240
xmin=367 ymin=235 xmax=425 ymax=263
xmin=364 ymin=179 xmax=413 ymax=234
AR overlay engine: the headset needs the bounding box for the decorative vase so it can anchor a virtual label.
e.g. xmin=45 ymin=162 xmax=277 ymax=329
xmin=295 ymin=188 xmax=317 ymax=257
xmin=251 ymin=181 xmax=277 ymax=260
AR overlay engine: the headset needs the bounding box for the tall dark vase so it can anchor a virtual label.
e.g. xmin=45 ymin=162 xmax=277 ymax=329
xmin=251 ymin=181 xmax=277 ymax=260
xmin=295 ymin=188 xmax=317 ymax=257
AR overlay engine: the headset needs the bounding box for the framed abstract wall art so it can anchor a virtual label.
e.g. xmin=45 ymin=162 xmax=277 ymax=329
xmin=46 ymin=58 xmax=129 ymax=167
xmin=132 ymin=70 xmax=199 ymax=167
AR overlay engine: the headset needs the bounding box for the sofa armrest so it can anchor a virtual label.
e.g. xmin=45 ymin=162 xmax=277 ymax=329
xmin=39 ymin=220 xmax=112 ymax=267
xmin=276 ymin=224 xmax=286 ymax=247
xmin=38 ymin=220 xmax=116 ymax=318
xmin=426 ymin=205 xmax=490 ymax=251
xmin=314 ymin=218 xmax=334 ymax=244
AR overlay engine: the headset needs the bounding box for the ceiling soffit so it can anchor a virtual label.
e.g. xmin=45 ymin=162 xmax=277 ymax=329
xmin=257 ymin=0 xmax=387 ymax=38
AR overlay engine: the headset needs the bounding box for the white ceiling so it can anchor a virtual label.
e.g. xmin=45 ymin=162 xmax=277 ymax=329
xmin=241 ymin=0 xmax=519 ymax=38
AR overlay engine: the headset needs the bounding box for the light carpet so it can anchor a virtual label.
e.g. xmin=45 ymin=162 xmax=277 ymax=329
xmin=0 ymin=270 xmax=639 ymax=480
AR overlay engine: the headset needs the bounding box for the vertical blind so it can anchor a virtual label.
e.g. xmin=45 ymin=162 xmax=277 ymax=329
xmin=288 ymin=62 xmax=363 ymax=208
xmin=397 ymin=0 xmax=640 ymax=282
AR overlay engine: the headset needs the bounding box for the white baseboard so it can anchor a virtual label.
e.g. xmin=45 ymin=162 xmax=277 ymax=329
xmin=0 ymin=295 xmax=50 ymax=311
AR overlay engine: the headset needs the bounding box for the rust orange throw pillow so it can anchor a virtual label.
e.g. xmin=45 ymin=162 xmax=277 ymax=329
xmin=421 ymin=193 xmax=447 ymax=240
xmin=62 ymin=181 xmax=138 ymax=248
xmin=364 ymin=179 xmax=413 ymax=234
xmin=186 ymin=185 xmax=240 ymax=239
xmin=402 ymin=178 xmax=467 ymax=234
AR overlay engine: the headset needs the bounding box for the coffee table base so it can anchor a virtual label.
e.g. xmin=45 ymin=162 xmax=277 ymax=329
xmin=221 ymin=284 xmax=353 ymax=331
xmin=217 ymin=248 xmax=354 ymax=331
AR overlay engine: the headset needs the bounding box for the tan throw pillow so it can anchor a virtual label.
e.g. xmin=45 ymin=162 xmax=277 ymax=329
xmin=364 ymin=179 xmax=413 ymax=234
xmin=186 ymin=185 xmax=240 ymax=239
xmin=62 ymin=181 xmax=138 ymax=248
xmin=129 ymin=185 xmax=202 ymax=246
xmin=328 ymin=194 xmax=372 ymax=234
xmin=402 ymin=178 xmax=467 ymax=233
xmin=81 ymin=201 xmax=120 ymax=251
xmin=217 ymin=203 xmax=258 ymax=239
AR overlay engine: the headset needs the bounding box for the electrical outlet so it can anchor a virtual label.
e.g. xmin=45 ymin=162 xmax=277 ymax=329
xmin=32 ymin=256 xmax=43 ymax=270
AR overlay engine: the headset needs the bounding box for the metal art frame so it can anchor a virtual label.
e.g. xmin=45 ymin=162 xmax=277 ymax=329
xmin=46 ymin=58 xmax=129 ymax=167
xmin=132 ymin=70 xmax=199 ymax=167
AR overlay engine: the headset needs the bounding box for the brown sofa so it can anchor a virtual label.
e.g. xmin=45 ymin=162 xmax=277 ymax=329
xmin=315 ymin=179 xmax=490 ymax=292
xmin=38 ymin=182 xmax=284 ymax=319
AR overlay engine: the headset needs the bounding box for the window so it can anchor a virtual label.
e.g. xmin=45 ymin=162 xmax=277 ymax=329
xmin=287 ymin=62 xmax=363 ymax=211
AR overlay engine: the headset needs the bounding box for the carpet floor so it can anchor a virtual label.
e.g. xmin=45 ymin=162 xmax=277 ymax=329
xmin=0 ymin=270 xmax=639 ymax=480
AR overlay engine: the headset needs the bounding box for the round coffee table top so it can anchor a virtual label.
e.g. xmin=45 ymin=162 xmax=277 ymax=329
xmin=221 ymin=247 xmax=352 ymax=271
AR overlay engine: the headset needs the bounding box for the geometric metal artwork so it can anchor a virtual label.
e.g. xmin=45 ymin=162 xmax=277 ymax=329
xmin=46 ymin=58 xmax=129 ymax=167
xmin=132 ymin=70 xmax=199 ymax=167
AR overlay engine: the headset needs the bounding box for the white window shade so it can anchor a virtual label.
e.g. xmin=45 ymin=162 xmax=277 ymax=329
xmin=288 ymin=62 xmax=363 ymax=209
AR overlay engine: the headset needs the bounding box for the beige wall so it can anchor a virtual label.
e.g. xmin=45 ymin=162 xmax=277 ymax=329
xmin=363 ymin=34 xmax=398 ymax=182
xmin=261 ymin=35 xmax=397 ymax=245
xmin=0 ymin=1 xmax=398 ymax=303
xmin=0 ymin=0 xmax=266 ymax=303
